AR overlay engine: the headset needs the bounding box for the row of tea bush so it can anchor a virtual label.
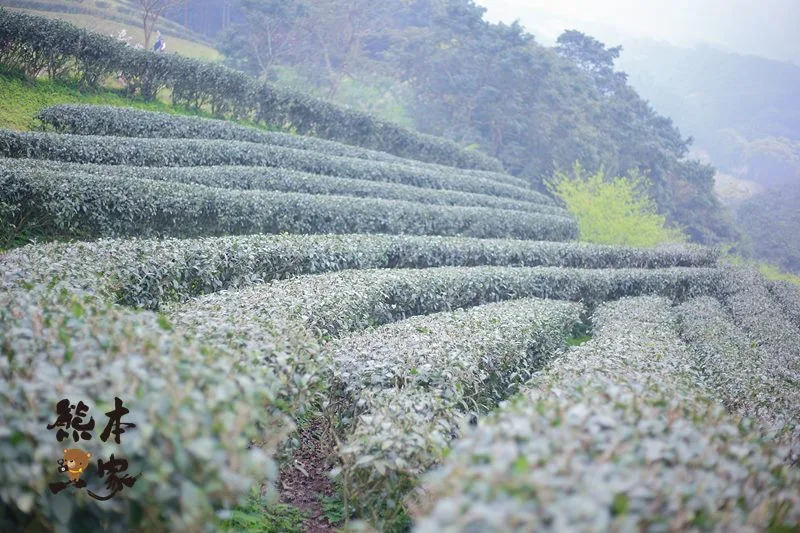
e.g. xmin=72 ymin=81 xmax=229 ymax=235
xmin=0 ymin=165 xmax=576 ymax=242
xmin=37 ymin=105 xmax=527 ymax=189
xmin=0 ymin=130 xmax=544 ymax=202
xmin=0 ymin=9 xmax=504 ymax=171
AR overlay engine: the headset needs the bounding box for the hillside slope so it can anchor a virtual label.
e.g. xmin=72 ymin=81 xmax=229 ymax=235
xmin=3 ymin=0 xmax=219 ymax=59
xmin=2 ymin=103 xmax=799 ymax=533
xmin=0 ymin=73 xmax=213 ymax=131
xmin=1 ymin=11 xmax=798 ymax=533
xmin=616 ymin=40 xmax=800 ymax=272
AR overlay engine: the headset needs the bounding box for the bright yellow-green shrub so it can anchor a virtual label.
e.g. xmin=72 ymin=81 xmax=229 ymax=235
xmin=546 ymin=163 xmax=686 ymax=247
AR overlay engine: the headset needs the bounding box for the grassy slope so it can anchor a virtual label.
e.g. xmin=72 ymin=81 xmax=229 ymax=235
xmin=6 ymin=6 xmax=220 ymax=60
xmin=0 ymin=74 xmax=177 ymax=130
xmin=758 ymin=263 xmax=800 ymax=285
xmin=0 ymin=73 xmax=279 ymax=132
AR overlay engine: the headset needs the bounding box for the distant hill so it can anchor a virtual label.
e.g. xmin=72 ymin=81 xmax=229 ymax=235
xmin=3 ymin=0 xmax=219 ymax=60
xmin=496 ymin=9 xmax=800 ymax=192
xmin=616 ymin=39 xmax=800 ymax=189
xmin=496 ymin=10 xmax=799 ymax=271
xmin=614 ymin=40 xmax=800 ymax=272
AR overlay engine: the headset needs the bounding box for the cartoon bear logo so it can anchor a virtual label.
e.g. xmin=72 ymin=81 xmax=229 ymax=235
xmin=60 ymin=448 xmax=91 ymax=487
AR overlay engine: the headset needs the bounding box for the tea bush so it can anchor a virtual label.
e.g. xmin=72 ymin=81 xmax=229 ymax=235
xmin=166 ymin=267 xmax=722 ymax=526
xmin=414 ymin=297 xmax=800 ymax=531
xmin=677 ymin=296 xmax=799 ymax=460
xmin=168 ymin=266 xmax=721 ymax=345
xmin=332 ymin=299 xmax=581 ymax=523
xmin=37 ymin=105 xmax=526 ymax=189
xmin=1 ymin=228 xmax=332 ymax=531
xmin=332 ymin=298 xmax=581 ymax=414
xmin=0 ymin=166 xmax=576 ymax=242
xmin=718 ymin=267 xmax=800 ymax=381
xmin=0 ymin=130 xmax=544 ymax=203
xmin=35 ymin=104 xmax=406 ymax=164
xmin=1 ymin=158 xmax=563 ymax=216
xmin=0 ymin=287 xmax=321 ymax=532
xmin=250 ymin=83 xmax=505 ymax=172
xmin=715 ymin=266 xmax=800 ymax=462
xmin=2 ymin=235 xmax=718 ymax=311
xmin=769 ymin=280 xmax=800 ymax=328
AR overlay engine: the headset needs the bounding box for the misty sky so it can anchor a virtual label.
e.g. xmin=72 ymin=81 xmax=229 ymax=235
xmin=475 ymin=0 xmax=800 ymax=64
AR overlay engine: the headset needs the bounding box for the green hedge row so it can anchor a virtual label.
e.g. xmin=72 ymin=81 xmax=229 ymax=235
xmin=719 ymin=267 xmax=800 ymax=381
xmin=332 ymin=298 xmax=582 ymax=524
xmin=0 ymin=9 xmax=183 ymax=98
xmin=0 ymin=286 xmax=323 ymax=532
xmin=333 ymin=298 xmax=581 ymax=410
xmin=414 ymin=296 xmax=800 ymax=531
xmin=0 ymin=166 xmax=576 ymax=243
xmin=0 ymin=9 xmax=504 ymax=171
xmin=717 ymin=267 xmax=800 ymax=463
xmin=2 ymin=234 xmax=718 ymax=311
xmin=166 ymin=264 xmax=722 ymax=525
xmin=3 ymin=158 xmax=563 ymax=216
xmin=677 ymin=296 xmax=799 ymax=454
xmin=37 ymin=105 xmax=529 ymax=189
xmin=769 ymin=280 xmax=800 ymax=329
xmin=37 ymin=104 xmax=415 ymax=166
xmin=0 ymin=130 xmax=546 ymax=203
xmin=169 ymin=266 xmax=722 ymax=344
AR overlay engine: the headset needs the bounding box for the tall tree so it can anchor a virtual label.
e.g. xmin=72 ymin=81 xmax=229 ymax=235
xmin=555 ymin=30 xmax=628 ymax=95
xmin=136 ymin=0 xmax=186 ymax=48
xmin=220 ymin=0 xmax=404 ymax=96
xmin=293 ymin=0 xmax=402 ymax=98
xmin=218 ymin=0 xmax=305 ymax=79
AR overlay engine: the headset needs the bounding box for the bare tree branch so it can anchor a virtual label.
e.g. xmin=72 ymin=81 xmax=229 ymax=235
xmin=136 ymin=0 xmax=186 ymax=49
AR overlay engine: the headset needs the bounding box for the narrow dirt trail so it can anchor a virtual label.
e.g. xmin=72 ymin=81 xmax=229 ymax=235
xmin=279 ymin=420 xmax=338 ymax=532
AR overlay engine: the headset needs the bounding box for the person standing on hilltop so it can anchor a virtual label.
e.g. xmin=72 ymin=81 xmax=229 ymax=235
xmin=153 ymin=32 xmax=166 ymax=53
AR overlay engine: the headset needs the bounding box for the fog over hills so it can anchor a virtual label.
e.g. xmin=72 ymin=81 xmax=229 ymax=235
xmin=476 ymin=0 xmax=800 ymax=65
xmin=478 ymin=0 xmax=800 ymax=189
xmin=477 ymin=0 xmax=800 ymax=272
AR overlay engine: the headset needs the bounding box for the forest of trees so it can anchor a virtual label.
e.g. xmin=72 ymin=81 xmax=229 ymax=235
xmin=166 ymin=0 xmax=737 ymax=245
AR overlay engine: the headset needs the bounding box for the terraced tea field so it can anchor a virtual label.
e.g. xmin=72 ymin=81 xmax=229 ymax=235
xmin=2 ymin=105 xmax=799 ymax=532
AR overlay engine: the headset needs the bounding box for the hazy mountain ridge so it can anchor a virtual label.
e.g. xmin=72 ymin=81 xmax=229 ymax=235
xmin=617 ymin=39 xmax=800 ymax=186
